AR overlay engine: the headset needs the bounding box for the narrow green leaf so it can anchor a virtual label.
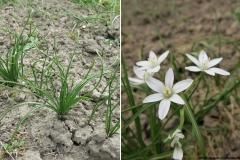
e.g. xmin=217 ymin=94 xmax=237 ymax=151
xmin=181 ymin=94 xmax=207 ymax=157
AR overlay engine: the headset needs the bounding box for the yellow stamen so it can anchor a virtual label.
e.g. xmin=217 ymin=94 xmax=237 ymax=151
xmin=162 ymin=85 xmax=171 ymax=95
xmin=148 ymin=56 xmax=157 ymax=65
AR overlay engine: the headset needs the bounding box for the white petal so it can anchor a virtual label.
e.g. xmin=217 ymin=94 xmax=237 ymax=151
xmin=204 ymin=69 xmax=215 ymax=76
xmin=198 ymin=50 xmax=208 ymax=64
xmin=170 ymin=94 xmax=184 ymax=105
xmin=136 ymin=61 xmax=151 ymax=67
xmin=173 ymin=129 xmax=181 ymax=135
xmin=158 ymin=50 xmax=169 ymax=64
xmin=143 ymin=93 xmax=164 ymax=103
xmin=173 ymin=146 xmax=183 ymax=160
xmin=175 ymin=133 xmax=185 ymax=139
xmin=149 ymin=51 xmax=156 ymax=58
xmin=165 ymin=68 xmax=174 ymax=88
xmin=171 ymin=137 xmax=177 ymax=147
xmin=186 ymin=54 xmax=200 ymax=66
xmin=146 ymin=76 xmax=164 ymax=93
xmin=207 ymin=57 xmax=222 ymax=68
xmin=137 ymin=66 xmax=150 ymax=70
xmin=173 ymin=79 xmax=193 ymax=93
xmin=128 ymin=77 xmax=145 ymax=84
xmin=185 ymin=66 xmax=201 ymax=72
xmin=133 ymin=66 xmax=144 ymax=79
xmin=207 ymin=67 xmax=230 ymax=76
xmin=158 ymin=99 xmax=171 ymax=120
xmin=147 ymin=66 xmax=160 ymax=73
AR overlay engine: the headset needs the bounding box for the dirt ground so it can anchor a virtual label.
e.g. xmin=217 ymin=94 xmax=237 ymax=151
xmin=0 ymin=0 xmax=120 ymax=160
xmin=122 ymin=0 xmax=240 ymax=159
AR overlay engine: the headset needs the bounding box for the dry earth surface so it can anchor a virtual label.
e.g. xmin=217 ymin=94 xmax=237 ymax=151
xmin=122 ymin=0 xmax=240 ymax=159
xmin=0 ymin=0 xmax=120 ymax=160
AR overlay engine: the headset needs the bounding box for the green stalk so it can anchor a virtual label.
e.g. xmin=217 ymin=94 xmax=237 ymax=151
xmin=121 ymin=54 xmax=145 ymax=147
xmin=179 ymin=107 xmax=184 ymax=130
xmin=184 ymin=72 xmax=203 ymax=95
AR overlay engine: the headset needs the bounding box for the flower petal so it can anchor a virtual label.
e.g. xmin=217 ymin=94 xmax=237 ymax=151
xmin=198 ymin=50 xmax=208 ymax=64
xmin=207 ymin=57 xmax=222 ymax=68
xmin=146 ymin=76 xmax=164 ymax=93
xmin=128 ymin=77 xmax=145 ymax=84
xmin=147 ymin=66 xmax=160 ymax=73
xmin=137 ymin=66 xmax=150 ymax=70
xmin=207 ymin=67 xmax=230 ymax=76
xmin=173 ymin=146 xmax=183 ymax=160
xmin=133 ymin=66 xmax=144 ymax=79
xmin=149 ymin=51 xmax=156 ymax=58
xmin=175 ymin=133 xmax=185 ymax=139
xmin=143 ymin=93 xmax=164 ymax=103
xmin=185 ymin=66 xmax=201 ymax=72
xmin=170 ymin=94 xmax=184 ymax=105
xmin=158 ymin=50 xmax=169 ymax=64
xmin=165 ymin=68 xmax=174 ymax=88
xmin=204 ymin=69 xmax=215 ymax=76
xmin=186 ymin=54 xmax=200 ymax=66
xmin=158 ymin=99 xmax=171 ymax=120
xmin=173 ymin=79 xmax=193 ymax=93
xmin=136 ymin=61 xmax=151 ymax=67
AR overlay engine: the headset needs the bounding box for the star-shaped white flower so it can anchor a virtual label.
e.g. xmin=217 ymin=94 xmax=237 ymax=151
xmin=136 ymin=50 xmax=169 ymax=73
xmin=168 ymin=129 xmax=185 ymax=160
xmin=185 ymin=50 xmax=230 ymax=76
xmin=128 ymin=66 xmax=154 ymax=85
xmin=143 ymin=68 xmax=193 ymax=120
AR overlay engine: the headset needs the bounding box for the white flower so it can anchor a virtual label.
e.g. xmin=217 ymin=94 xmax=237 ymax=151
xmin=128 ymin=66 xmax=153 ymax=85
xmin=168 ymin=129 xmax=184 ymax=160
xmin=185 ymin=50 xmax=230 ymax=76
xmin=143 ymin=68 xmax=193 ymax=120
xmin=136 ymin=50 xmax=169 ymax=73
xmin=82 ymin=25 xmax=86 ymax=29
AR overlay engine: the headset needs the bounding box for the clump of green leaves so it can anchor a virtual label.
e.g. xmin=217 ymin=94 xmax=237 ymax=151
xmin=1 ymin=140 xmax=25 ymax=159
xmin=104 ymin=39 xmax=120 ymax=46
xmin=0 ymin=12 xmax=37 ymax=85
xmin=89 ymin=59 xmax=120 ymax=137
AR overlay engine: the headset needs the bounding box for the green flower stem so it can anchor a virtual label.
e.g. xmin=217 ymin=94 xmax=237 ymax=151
xmin=158 ymin=72 xmax=164 ymax=80
xmin=184 ymin=72 xmax=204 ymax=95
xmin=179 ymin=107 xmax=185 ymax=130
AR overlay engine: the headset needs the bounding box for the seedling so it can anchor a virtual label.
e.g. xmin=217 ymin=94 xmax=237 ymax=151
xmin=1 ymin=140 xmax=25 ymax=159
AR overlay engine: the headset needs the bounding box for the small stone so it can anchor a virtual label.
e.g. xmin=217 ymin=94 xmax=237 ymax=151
xmin=15 ymin=92 xmax=26 ymax=102
xmin=0 ymin=132 xmax=10 ymax=143
xmin=92 ymin=123 xmax=106 ymax=143
xmin=84 ymin=39 xmax=102 ymax=53
xmin=18 ymin=150 xmax=42 ymax=160
xmin=65 ymin=120 xmax=77 ymax=132
xmin=73 ymin=125 xmax=93 ymax=145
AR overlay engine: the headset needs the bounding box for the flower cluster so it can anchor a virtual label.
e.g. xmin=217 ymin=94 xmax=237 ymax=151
xmin=129 ymin=50 xmax=230 ymax=160
xmin=185 ymin=50 xmax=230 ymax=76
xmin=167 ymin=129 xmax=185 ymax=160
xmin=128 ymin=50 xmax=169 ymax=84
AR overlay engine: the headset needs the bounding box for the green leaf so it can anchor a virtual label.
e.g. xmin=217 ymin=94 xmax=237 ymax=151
xmin=2 ymin=143 xmax=9 ymax=149
xmin=13 ymin=140 xmax=18 ymax=147
xmin=181 ymin=94 xmax=207 ymax=157
xmin=121 ymin=103 xmax=155 ymax=132
xmin=18 ymin=140 xmax=25 ymax=147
